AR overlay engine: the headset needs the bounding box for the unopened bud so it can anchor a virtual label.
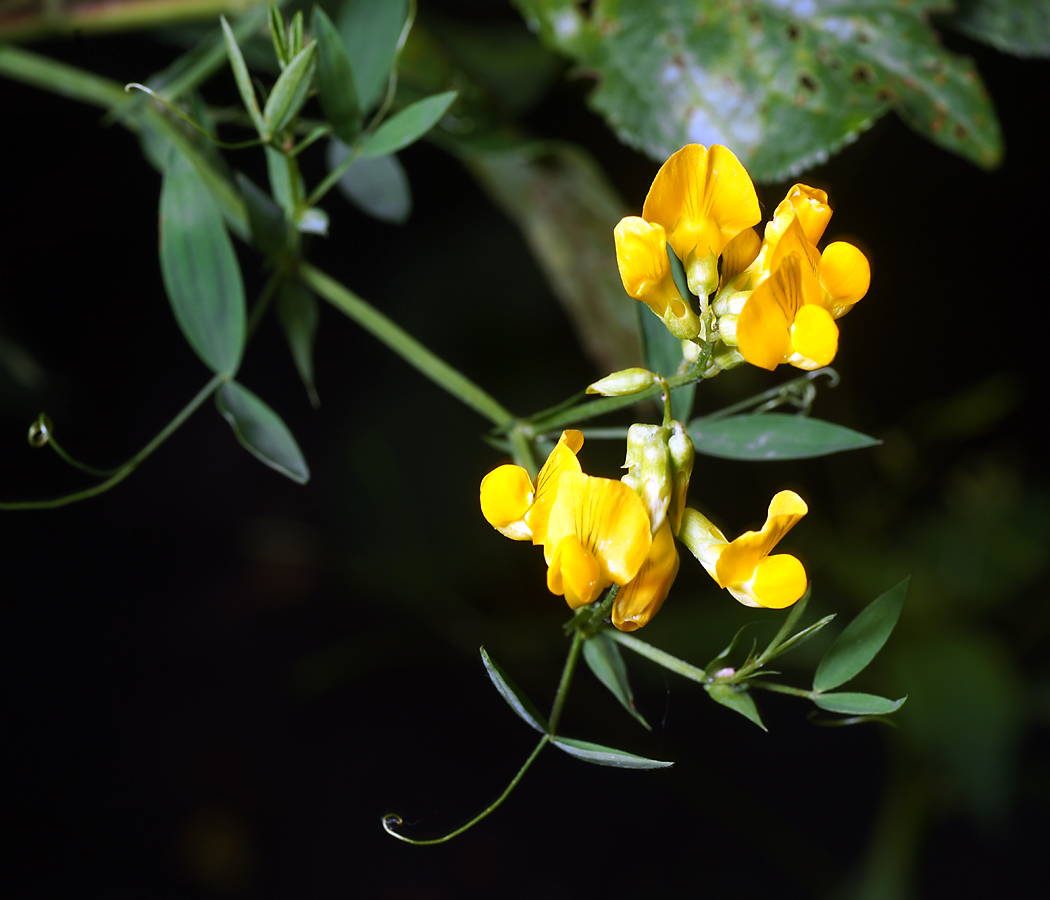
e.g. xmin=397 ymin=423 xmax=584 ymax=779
xmin=587 ymin=368 xmax=656 ymax=397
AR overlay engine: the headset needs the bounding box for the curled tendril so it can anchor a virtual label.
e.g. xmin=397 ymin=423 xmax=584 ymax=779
xmin=28 ymin=413 xmax=51 ymax=447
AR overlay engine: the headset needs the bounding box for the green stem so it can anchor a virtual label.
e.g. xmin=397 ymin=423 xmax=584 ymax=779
xmin=548 ymin=629 xmax=586 ymax=735
xmin=1 ymin=374 xmax=226 ymax=510
xmin=381 ymin=734 xmax=549 ymax=845
xmin=581 ymin=584 xmax=619 ymax=637
xmin=46 ymin=437 xmax=123 ymax=479
xmin=507 ymin=425 xmax=539 ymax=479
xmin=303 ymin=142 xmax=359 ymax=209
xmin=607 ymin=631 xmax=707 ymax=684
xmin=299 ymin=263 xmax=514 ymax=426
xmin=748 ymin=681 xmax=817 ymax=700
xmin=693 ymin=368 xmax=838 ymax=424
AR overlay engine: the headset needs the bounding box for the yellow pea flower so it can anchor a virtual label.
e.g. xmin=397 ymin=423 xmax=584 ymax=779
xmin=612 ymin=517 xmax=680 ymax=631
xmin=614 ymin=144 xmax=761 ymax=337
xmin=678 ymin=491 xmax=809 ymax=609
xmin=480 ymin=430 xmax=583 ymax=545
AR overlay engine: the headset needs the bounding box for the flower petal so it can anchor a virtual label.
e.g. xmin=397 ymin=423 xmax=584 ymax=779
xmin=545 ymin=472 xmax=652 ymax=585
xmin=819 ymin=242 xmax=870 ymax=318
xmin=727 ymin=554 xmax=807 ymax=609
xmin=612 ymin=518 xmax=680 ymax=631
xmin=715 ymin=490 xmax=808 ymax=588
xmin=721 ymin=226 xmax=762 ymax=287
xmin=791 ymin=303 xmax=839 ymax=368
xmin=736 ymin=254 xmax=805 ymax=370
xmin=528 ymin=430 xmax=583 ymax=546
xmin=480 ymin=464 xmax=535 ymax=540
xmin=780 ymin=183 xmax=832 ymax=245
xmin=547 ymin=533 xmax=605 ymax=609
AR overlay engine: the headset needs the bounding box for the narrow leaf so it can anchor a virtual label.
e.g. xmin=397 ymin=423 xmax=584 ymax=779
xmin=551 ymin=736 xmax=672 ymax=769
xmin=769 ymin=614 xmax=836 ymax=662
xmin=813 ymin=692 xmax=907 ymax=716
xmin=705 ymin=683 xmax=766 ymax=731
xmin=237 ymin=172 xmax=286 ymax=258
xmin=221 ymin=15 xmax=265 ymax=136
xmin=479 ymin=647 xmax=548 ymax=734
xmin=268 ymin=1 xmax=289 ymax=68
xmin=277 ymin=281 xmax=320 ymax=408
xmin=216 ymin=381 xmax=310 ymax=484
xmin=265 ymin=146 xmax=301 ymax=215
xmin=687 ymin=413 xmax=879 ymax=461
xmin=338 ymin=0 xmax=408 ymax=111
xmin=583 ymin=632 xmax=649 ymax=729
xmin=313 ymin=6 xmax=362 ymax=145
xmin=359 ymin=91 xmax=457 ymax=159
xmin=814 ymin=578 xmax=909 ymax=693
xmin=327 ymin=143 xmax=412 ymax=223
xmin=263 ymin=42 xmax=317 ymax=136
xmin=160 ymin=150 xmax=245 ymax=376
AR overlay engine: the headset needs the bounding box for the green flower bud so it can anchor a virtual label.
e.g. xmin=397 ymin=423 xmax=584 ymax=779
xmin=587 ymin=368 xmax=657 ymax=397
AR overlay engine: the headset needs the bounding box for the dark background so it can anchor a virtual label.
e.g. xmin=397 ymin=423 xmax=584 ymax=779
xmin=3 ymin=3 xmax=1048 ymax=898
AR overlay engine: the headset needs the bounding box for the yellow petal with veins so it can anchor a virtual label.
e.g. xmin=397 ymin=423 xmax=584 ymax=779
xmin=791 ymin=304 xmax=839 ymax=367
xmin=547 ymin=533 xmax=604 ymax=609
xmin=819 ymin=242 xmax=870 ymax=318
xmin=714 ymin=490 xmax=808 ymax=589
xmin=736 ymin=255 xmax=804 ymax=370
xmin=779 ymin=184 xmax=832 ymax=245
xmin=612 ymin=518 xmax=680 ymax=631
xmin=721 ymin=227 xmax=762 ymax=287
xmin=480 ymin=464 xmax=535 ymax=540
xmin=528 ymin=430 xmax=583 ymax=546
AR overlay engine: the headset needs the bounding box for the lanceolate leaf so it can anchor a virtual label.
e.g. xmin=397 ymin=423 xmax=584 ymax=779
xmin=313 ymin=6 xmax=363 ymax=144
xmin=159 ymin=150 xmax=245 ymax=377
xmin=814 ymin=577 xmax=908 ymax=692
xmin=338 ymin=0 xmax=409 ymax=111
xmin=262 ymin=42 xmax=317 ymax=137
xmin=687 ymin=413 xmax=879 ymax=461
xmin=277 ymin=281 xmax=320 ymax=408
xmin=551 ymin=736 xmax=673 ymax=769
xmin=358 ymin=91 xmax=457 ymax=158
xmin=583 ymin=631 xmax=650 ymax=729
xmin=513 ymin=0 xmax=1002 ymax=180
xmin=480 ymin=647 xmax=548 ymax=733
xmin=705 ymin=682 xmax=767 ymax=731
xmin=813 ymin=692 xmax=907 ymax=715
xmin=216 ymin=381 xmax=310 ymax=484
xmin=220 ymin=15 xmax=265 ymax=136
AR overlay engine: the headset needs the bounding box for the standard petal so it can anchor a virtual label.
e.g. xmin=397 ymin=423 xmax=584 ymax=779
xmin=736 ymin=255 xmax=803 ymax=370
xmin=729 ymin=554 xmax=807 ymax=609
xmin=791 ymin=304 xmax=839 ymax=368
xmin=780 ymin=183 xmax=832 ymax=245
xmin=528 ymin=430 xmax=583 ymax=546
xmin=819 ymin=242 xmax=870 ymax=318
xmin=547 ymin=533 xmax=605 ymax=609
xmin=715 ymin=490 xmax=808 ymax=588
xmin=612 ymin=518 xmax=680 ymax=631
xmin=480 ymin=464 xmax=534 ymax=540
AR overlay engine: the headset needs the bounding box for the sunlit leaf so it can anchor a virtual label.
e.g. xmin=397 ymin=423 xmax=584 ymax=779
xmin=705 ymin=682 xmax=766 ymax=731
xmin=583 ymin=631 xmax=649 ymax=729
xmin=813 ymin=691 xmax=906 ymax=715
xmin=551 ymin=736 xmax=672 ymax=768
xmin=312 ymin=7 xmax=362 ymax=144
xmin=216 ymin=381 xmax=310 ymax=484
xmin=277 ymin=280 xmax=320 ymax=408
xmin=687 ymin=413 xmax=879 ymax=460
xmin=814 ymin=577 xmax=908 ymax=692
xmin=338 ymin=0 xmax=409 ymax=111
xmin=327 ymin=143 xmax=412 ymax=224
xmin=480 ymin=647 xmax=548 ymax=733
xmin=159 ymin=150 xmax=245 ymax=376
xmin=358 ymin=91 xmax=457 ymax=158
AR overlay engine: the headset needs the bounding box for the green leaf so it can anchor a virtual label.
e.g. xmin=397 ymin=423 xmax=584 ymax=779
xmin=551 ymin=736 xmax=672 ymax=769
xmin=337 ymin=0 xmax=409 ymax=111
xmin=288 ymin=9 xmax=305 ymax=57
xmin=277 ymin=281 xmax=320 ymax=408
xmin=263 ymin=42 xmax=317 ymax=137
xmin=312 ymin=7 xmax=363 ymax=145
xmin=583 ymin=632 xmax=650 ymax=729
xmin=514 ymin=0 xmax=1002 ymax=179
xmin=479 ymin=647 xmax=548 ymax=734
xmin=813 ymin=692 xmax=907 ymax=716
xmin=159 ymin=150 xmax=245 ymax=377
xmin=687 ymin=413 xmax=879 ymax=461
xmin=638 ymin=304 xmax=694 ymax=422
xmin=265 ymin=146 xmax=302 ymax=215
xmin=221 ymin=15 xmax=265 ymax=136
xmin=358 ymin=91 xmax=457 ymax=158
xmin=327 ymin=143 xmax=412 ymax=224
xmin=770 ymin=614 xmax=836 ymax=661
xmin=705 ymin=682 xmax=766 ymax=731
xmin=237 ymin=172 xmax=287 ymax=258
xmin=705 ymin=623 xmax=750 ymax=675
xmin=944 ymin=0 xmax=1050 ymax=58
xmin=269 ymin=1 xmax=289 ymax=68
xmin=814 ymin=577 xmax=908 ymax=693
xmin=216 ymin=381 xmax=310 ymax=484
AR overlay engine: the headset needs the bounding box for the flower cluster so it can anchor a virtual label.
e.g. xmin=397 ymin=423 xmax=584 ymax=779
xmin=481 ymin=421 xmax=809 ymax=629
xmin=615 ymin=144 xmax=869 ymax=373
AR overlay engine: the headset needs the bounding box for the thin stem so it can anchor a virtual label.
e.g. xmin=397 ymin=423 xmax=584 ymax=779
xmin=288 ymin=124 xmax=332 ymax=158
xmin=1 ymin=374 xmax=226 ymax=510
xmin=607 ymin=631 xmax=707 ymax=684
xmin=381 ymin=734 xmax=549 ymax=845
xmin=693 ymin=368 xmax=838 ymax=424
xmin=299 ymin=263 xmax=514 ymax=426
xmin=507 ymin=425 xmax=539 ymax=479
xmin=749 ymin=681 xmax=816 ymax=700
xmin=548 ymin=629 xmax=585 ymax=735
xmin=581 ymin=584 xmax=619 ymax=637
xmin=304 ymin=142 xmax=358 ymax=209
xmin=46 ymin=437 xmax=122 ymax=479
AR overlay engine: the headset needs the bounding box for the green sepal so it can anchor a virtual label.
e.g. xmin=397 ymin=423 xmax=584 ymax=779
xmin=236 ymin=172 xmax=287 ymax=258
xmin=338 ymin=0 xmax=409 ymax=111
xmin=705 ymin=682 xmax=766 ymax=731
xmin=687 ymin=413 xmax=879 ymax=461
xmin=814 ymin=578 xmax=909 ymax=693
xmin=313 ymin=6 xmax=363 ymax=145
xmin=813 ymin=692 xmax=907 ymax=716
xmin=263 ymin=42 xmax=317 ymax=137
xmin=583 ymin=631 xmax=650 ymax=730
xmin=359 ymin=91 xmax=458 ymax=158
xmin=277 ymin=280 xmax=320 ymax=408
xmin=216 ymin=381 xmax=310 ymax=484
xmin=551 ymin=736 xmax=672 ymax=769
xmin=159 ymin=149 xmax=246 ymax=377
xmin=479 ymin=647 xmax=548 ymax=734
xmin=221 ymin=15 xmax=266 ymax=137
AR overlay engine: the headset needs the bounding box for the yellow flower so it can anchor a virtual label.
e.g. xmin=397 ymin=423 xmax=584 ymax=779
xmin=614 ymin=144 xmax=761 ymax=337
xmin=678 ymin=491 xmax=809 ymax=609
